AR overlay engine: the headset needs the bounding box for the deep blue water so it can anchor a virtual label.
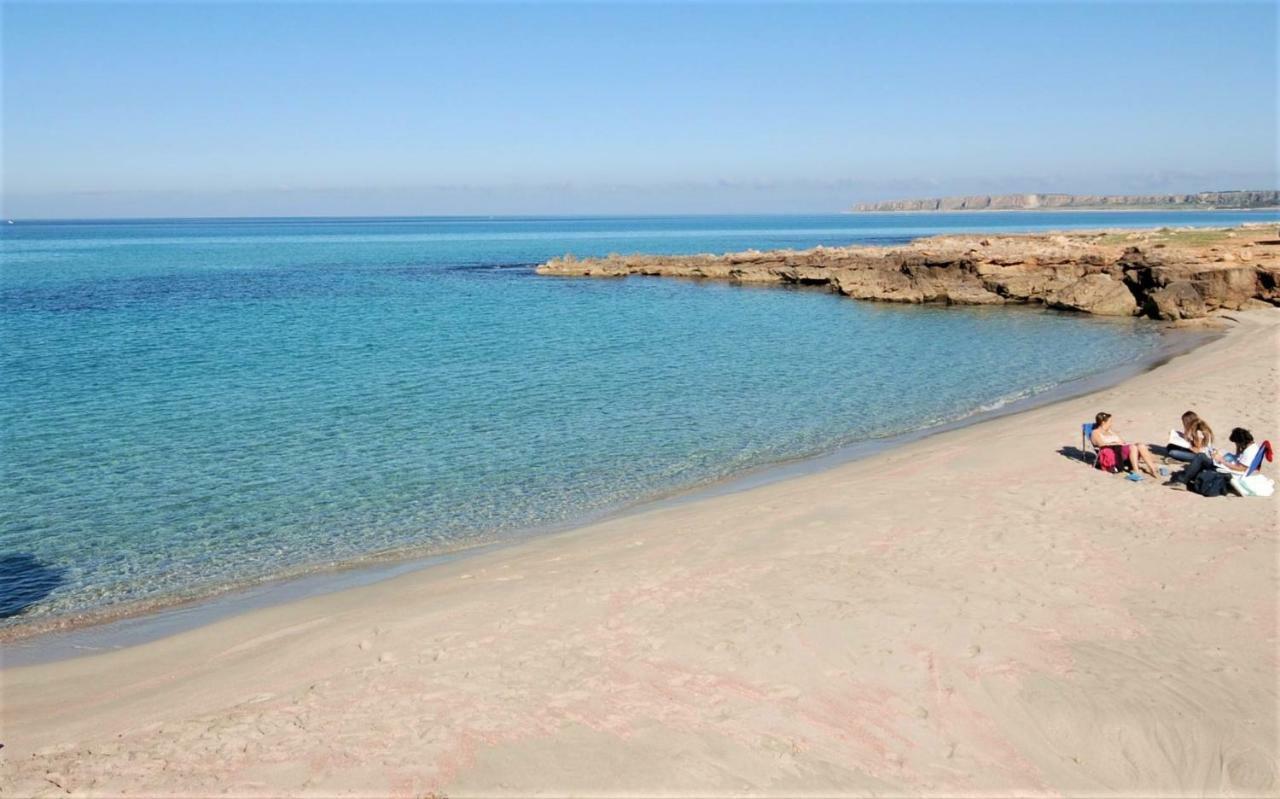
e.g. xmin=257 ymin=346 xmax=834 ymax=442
xmin=2 ymin=211 xmax=1274 ymax=629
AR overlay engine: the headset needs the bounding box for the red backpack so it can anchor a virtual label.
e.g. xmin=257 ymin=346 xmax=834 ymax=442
xmin=1096 ymin=446 xmax=1119 ymax=472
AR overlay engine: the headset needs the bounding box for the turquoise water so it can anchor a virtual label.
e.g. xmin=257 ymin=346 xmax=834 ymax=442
xmin=2 ymin=212 xmax=1273 ymax=630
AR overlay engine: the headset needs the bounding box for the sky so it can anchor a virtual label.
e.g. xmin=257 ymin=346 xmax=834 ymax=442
xmin=3 ymin=1 xmax=1277 ymax=218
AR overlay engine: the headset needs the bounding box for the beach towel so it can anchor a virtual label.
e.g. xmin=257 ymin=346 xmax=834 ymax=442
xmin=1231 ymin=473 xmax=1275 ymax=497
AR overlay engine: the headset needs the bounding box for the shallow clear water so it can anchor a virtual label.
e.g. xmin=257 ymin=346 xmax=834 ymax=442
xmin=2 ymin=212 xmax=1273 ymax=629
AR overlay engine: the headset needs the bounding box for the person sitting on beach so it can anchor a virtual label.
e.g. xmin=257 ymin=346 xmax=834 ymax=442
xmin=1166 ymin=411 xmax=1214 ymax=462
xmin=1215 ymin=428 xmax=1262 ymax=474
xmin=1177 ymin=428 xmax=1263 ymax=496
xmin=1091 ymin=411 xmax=1160 ymax=479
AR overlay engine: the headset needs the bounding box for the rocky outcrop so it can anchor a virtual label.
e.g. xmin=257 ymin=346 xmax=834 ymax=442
xmin=1046 ymin=274 xmax=1138 ymax=316
xmin=1145 ymin=281 xmax=1207 ymax=321
xmin=853 ymin=190 xmax=1279 ymax=213
xmin=537 ymin=225 xmax=1280 ymax=320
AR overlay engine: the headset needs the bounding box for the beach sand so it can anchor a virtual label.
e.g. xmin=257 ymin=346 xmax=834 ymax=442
xmin=3 ymin=310 xmax=1277 ymax=797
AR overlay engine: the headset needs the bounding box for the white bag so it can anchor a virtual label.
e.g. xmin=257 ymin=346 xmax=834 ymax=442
xmin=1230 ymin=473 xmax=1275 ymax=497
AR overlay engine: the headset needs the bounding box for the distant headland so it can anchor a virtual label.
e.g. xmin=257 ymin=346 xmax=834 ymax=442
xmin=852 ymin=190 xmax=1279 ymax=213
xmin=538 ymin=223 xmax=1280 ymax=321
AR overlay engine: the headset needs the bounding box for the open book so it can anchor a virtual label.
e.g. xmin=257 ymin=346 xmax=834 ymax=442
xmin=1168 ymin=429 xmax=1193 ymax=449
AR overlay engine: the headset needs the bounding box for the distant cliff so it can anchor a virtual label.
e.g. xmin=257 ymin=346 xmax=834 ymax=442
xmin=853 ymin=190 xmax=1279 ymax=213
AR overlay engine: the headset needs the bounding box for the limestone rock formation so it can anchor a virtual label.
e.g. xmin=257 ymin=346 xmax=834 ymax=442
xmin=1046 ymin=274 xmax=1139 ymax=316
xmin=537 ymin=225 xmax=1280 ymax=320
xmin=1145 ymin=282 xmax=1207 ymax=321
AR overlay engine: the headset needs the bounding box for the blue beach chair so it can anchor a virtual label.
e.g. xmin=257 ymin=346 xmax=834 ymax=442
xmin=1081 ymin=422 xmax=1098 ymax=467
xmin=1083 ymin=422 xmax=1131 ymax=475
xmin=1243 ymin=440 xmax=1271 ymax=477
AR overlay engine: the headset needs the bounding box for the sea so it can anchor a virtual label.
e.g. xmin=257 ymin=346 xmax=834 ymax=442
xmin=3 ymin=211 xmax=1275 ymax=640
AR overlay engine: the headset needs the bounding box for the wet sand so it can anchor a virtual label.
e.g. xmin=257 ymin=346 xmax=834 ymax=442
xmin=3 ymin=310 xmax=1276 ymax=797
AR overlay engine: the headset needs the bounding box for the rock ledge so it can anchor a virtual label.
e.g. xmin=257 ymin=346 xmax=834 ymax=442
xmin=537 ymin=225 xmax=1280 ymax=320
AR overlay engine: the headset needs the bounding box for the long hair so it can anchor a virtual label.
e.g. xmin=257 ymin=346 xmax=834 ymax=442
xmin=1229 ymin=427 xmax=1254 ymax=453
xmin=1189 ymin=418 xmax=1214 ymax=448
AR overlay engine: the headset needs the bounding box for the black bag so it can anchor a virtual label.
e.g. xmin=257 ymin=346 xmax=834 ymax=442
xmin=1190 ymin=469 xmax=1231 ymax=497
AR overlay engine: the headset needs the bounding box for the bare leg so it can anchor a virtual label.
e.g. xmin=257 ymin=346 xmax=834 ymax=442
xmin=1137 ymin=444 xmax=1160 ymax=477
xmin=1128 ymin=447 xmax=1142 ymax=474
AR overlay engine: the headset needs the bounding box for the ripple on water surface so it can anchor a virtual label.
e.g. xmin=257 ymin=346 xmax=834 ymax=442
xmin=0 ymin=214 xmax=1213 ymax=630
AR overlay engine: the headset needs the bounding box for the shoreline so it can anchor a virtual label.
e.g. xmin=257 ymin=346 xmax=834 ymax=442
xmin=1 ymin=316 xmax=1220 ymax=664
xmin=4 ymin=309 xmax=1275 ymax=796
xmin=12 ymin=216 xmax=1275 ymax=653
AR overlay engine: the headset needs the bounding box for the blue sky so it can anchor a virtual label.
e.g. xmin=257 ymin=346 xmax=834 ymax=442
xmin=3 ymin=2 xmax=1277 ymax=217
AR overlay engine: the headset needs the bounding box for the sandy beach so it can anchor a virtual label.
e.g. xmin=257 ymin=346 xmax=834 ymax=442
xmin=3 ymin=309 xmax=1277 ymax=797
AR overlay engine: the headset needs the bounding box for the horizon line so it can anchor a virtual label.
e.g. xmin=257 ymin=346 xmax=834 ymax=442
xmin=8 ymin=207 xmax=1280 ymax=225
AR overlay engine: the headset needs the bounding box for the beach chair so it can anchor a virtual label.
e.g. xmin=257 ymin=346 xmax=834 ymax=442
xmin=1081 ymin=422 xmax=1098 ymax=467
xmin=1243 ymin=440 xmax=1272 ymax=477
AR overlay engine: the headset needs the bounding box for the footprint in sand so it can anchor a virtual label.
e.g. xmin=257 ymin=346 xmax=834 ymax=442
xmin=1225 ymin=747 xmax=1276 ymax=792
